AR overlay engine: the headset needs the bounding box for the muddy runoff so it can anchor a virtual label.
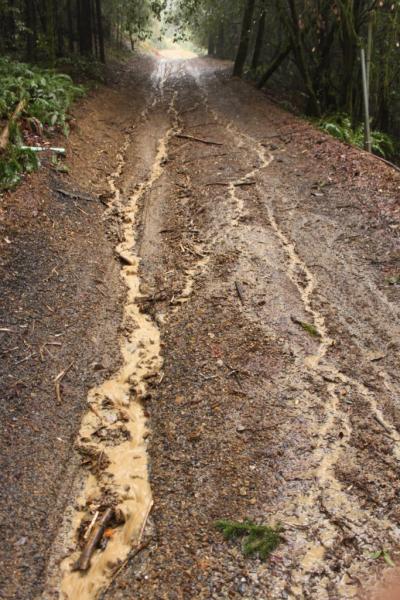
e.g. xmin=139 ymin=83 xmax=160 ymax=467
xmin=57 ymin=68 xmax=178 ymax=600
xmin=187 ymin=63 xmax=400 ymax=597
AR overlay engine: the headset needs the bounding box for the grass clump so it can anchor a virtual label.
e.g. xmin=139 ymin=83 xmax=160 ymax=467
xmin=299 ymin=321 xmax=320 ymax=338
xmin=215 ymin=519 xmax=282 ymax=560
xmin=291 ymin=316 xmax=320 ymax=338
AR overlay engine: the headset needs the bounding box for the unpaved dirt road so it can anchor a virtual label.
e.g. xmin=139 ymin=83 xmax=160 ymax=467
xmin=1 ymin=53 xmax=400 ymax=600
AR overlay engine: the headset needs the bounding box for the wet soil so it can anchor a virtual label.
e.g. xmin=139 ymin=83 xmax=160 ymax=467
xmin=1 ymin=54 xmax=400 ymax=600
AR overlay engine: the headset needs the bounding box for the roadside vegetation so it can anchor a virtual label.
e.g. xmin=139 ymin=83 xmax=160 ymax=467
xmin=0 ymin=0 xmax=165 ymax=190
xmin=0 ymin=59 xmax=84 ymax=190
xmin=168 ymin=0 xmax=400 ymax=162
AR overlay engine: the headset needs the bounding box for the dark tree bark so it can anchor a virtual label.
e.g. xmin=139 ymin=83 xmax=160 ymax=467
xmin=216 ymin=21 xmax=225 ymax=58
xmin=53 ymin=0 xmax=64 ymax=57
xmin=25 ymin=0 xmax=37 ymax=60
xmin=257 ymin=44 xmax=291 ymax=88
xmin=91 ymin=0 xmax=98 ymax=57
xmin=251 ymin=8 xmax=266 ymax=70
xmin=286 ymin=0 xmax=320 ymax=116
xmin=79 ymin=0 xmax=93 ymax=55
xmin=4 ymin=0 xmax=17 ymax=51
xmin=95 ymin=0 xmax=106 ymax=63
xmin=67 ymin=0 xmax=74 ymax=53
xmin=208 ymin=32 xmax=216 ymax=56
xmin=233 ymin=0 xmax=256 ymax=77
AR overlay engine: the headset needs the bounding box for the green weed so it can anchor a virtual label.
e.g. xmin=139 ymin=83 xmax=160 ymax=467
xmin=300 ymin=321 xmax=320 ymax=337
xmin=215 ymin=519 xmax=282 ymax=560
xmin=370 ymin=549 xmax=396 ymax=568
xmin=0 ymin=146 xmax=39 ymax=190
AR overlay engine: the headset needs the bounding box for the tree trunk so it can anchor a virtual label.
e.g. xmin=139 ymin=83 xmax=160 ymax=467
xmin=53 ymin=0 xmax=64 ymax=57
xmin=257 ymin=45 xmax=291 ymax=88
xmin=79 ymin=0 xmax=93 ymax=55
xmin=216 ymin=21 xmax=225 ymax=58
xmin=25 ymin=0 xmax=36 ymax=60
xmin=208 ymin=32 xmax=215 ymax=56
xmin=233 ymin=0 xmax=256 ymax=77
xmin=251 ymin=9 xmax=266 ymax=70
xmin=67 ymin=0 xmax=74 ymax=53
xmin=286 ymin=0 xmax=320 ymax=116
xmin=95 ymin=0 xmax=105 ymax=62
xmin=91 ymin=0 xmax=98 ymax=57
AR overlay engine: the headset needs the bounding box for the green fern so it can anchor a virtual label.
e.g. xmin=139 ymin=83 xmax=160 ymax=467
xmin=318 ymin=113 xmax=397 ymax=159
xmin=215 ymin=519 xmax=282 ymax=560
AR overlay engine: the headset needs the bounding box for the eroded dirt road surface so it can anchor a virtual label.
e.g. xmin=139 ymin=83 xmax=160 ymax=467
xmin=2 ymin=54 xmax=400 ymax=600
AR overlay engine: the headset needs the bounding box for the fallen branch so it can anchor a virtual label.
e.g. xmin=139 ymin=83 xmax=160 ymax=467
xmin=56 ymin=188 xmax=94 ymax=202
xmin=373 ymin=414 xmax=394 ymax=436
xmin=74 ymin=507 xmax=114 ymax=572
xmin=175 ymin=133 xmax=223 ymax=146
xmin=0 ymin=99 xmax=27 ymax=152
xmin=235 ymin=281 xmax=245 ymax=305
xmin=101 ymin=500 xmax=154 ymax=595
xmin=205 ymin=180 xmax=256 ymax=187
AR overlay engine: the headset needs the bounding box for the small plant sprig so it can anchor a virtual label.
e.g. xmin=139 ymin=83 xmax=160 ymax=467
xmin=370 ymin=549 xmax=396 ymax=568
xmin=214 ymin=519 xmax=283 ymax=560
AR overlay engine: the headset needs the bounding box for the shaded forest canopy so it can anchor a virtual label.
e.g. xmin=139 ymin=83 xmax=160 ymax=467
xmin=0 ymin=0 xmax=399 ymax=156
xmin=169 ymin=0 xmax=400 ymax=153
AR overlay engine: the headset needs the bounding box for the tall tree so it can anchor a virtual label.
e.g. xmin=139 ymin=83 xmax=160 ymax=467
xmin=233 ymin=0 xmax=256 ymax=77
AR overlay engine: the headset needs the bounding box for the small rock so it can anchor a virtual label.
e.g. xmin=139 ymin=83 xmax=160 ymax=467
xmin=16 ymin=537 xmax=27 ymax=546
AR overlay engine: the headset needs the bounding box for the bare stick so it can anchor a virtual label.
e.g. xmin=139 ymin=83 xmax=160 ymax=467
xmin=205 ymin=180 xmax=256 ymax=187
xmin=101 ymin=500 xmax=154 ymax=595
xmin=373 ymin=414 xmax=394 ymax=436
xmin=84 ymin=511 xmax=99 ymax=541
xmin=54 ymin=362 xmax=74 ymax=383
xmin=56 ymin=188 xmax=94 ymax=202
xmin=74 ymin=507 xmax=114 ymax=572
xmin=175 ymin=133 xmax=223 ymax=146
xmin=235 ymin=281 xmax=245 ymax=305
xmin=54 ymin=362 xmax=74 ymax=403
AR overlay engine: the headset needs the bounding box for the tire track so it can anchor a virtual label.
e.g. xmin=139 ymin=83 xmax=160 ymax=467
xmin=190 ymin=63 xmax=400 ymax=598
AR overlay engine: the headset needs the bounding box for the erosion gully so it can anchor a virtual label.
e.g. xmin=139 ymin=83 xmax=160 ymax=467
xmin=41 ymin=56 xmax=400 ymax=600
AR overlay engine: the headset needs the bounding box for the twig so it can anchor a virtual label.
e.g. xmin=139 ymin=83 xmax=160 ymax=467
xmin=74 ymin=507 xmax=114 ymax=572
xmin=54 ymin=362 xmax=74 ymax=403
xmin=84 ymin=511 xmax=100 ymax=541
xmin=54 ymin=362 xmax=74 ymax=383
xmin=101 ymin=500 xmax=154 ymax=595
xmin=235 ymin=281 xmax=245 ymax=305
xmin=175 ymin=133 xmax=223 ymax=146
xmin=373 ymin=414 xmax=395 ymax=436
xmin=205 ymin=180 xmax=256 ymax=187
xmin=15 ymin=352 xmax=36 ymax=365
xmin=102 ymin=540 xmax=151 ymax=597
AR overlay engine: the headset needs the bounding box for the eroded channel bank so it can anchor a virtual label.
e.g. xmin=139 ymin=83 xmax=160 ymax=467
xmin=41 ymin=60 xmax=184 ymax=600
